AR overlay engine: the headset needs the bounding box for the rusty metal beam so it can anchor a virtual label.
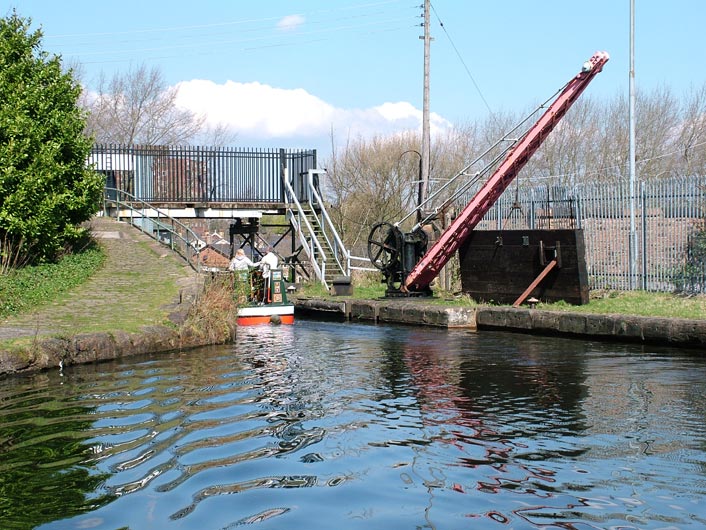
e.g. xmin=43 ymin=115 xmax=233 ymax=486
xmin=512 ymin=259 xmax=558 ymax=308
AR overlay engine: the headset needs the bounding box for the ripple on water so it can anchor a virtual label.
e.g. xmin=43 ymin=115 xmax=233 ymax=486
xmin=1 ymin=323 xmax=704 ymax=529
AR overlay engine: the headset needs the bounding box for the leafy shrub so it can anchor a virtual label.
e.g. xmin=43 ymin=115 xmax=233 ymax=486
xmin=0 ymin=13 xmax=103 ymax=265
xmin=673 ymin=224 xmax=706 ymax=295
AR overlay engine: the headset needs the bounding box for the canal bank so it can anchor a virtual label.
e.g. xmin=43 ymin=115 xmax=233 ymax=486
xmin=0 ymin=217 xmax=235 ymax=376
xmin=293 ymin=296 xmax=706 ymax=349
xmin=1 ymin=215 xmax=703 ymax=377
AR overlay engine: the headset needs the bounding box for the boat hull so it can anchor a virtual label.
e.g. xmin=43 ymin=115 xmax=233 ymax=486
xmin=237 ymin=304 xmax=294 ymax=326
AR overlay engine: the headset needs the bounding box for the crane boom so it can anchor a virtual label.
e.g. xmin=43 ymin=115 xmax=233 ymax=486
xmin=404 ymin=51 xmax=609 ymax=292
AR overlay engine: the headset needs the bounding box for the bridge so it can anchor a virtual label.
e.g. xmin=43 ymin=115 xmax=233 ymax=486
xmin=92 ymin=144 xmax=354 ymax=287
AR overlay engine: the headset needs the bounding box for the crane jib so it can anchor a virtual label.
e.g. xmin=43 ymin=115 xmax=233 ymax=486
xmin=404 ymin=51 xmax=610 ymax=292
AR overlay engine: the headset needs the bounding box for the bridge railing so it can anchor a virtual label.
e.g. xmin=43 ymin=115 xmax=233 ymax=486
xmin=302 ymin=169 xmax=350 ymax=277
xmin=102 ymin=187 xmax=203 ymax=271
xmin=91 ymin=144 xmax=317 ymax=204
xmin=282 ymin=171 xmax=328 ymax=284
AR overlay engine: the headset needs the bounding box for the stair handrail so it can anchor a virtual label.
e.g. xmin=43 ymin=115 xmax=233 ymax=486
xmin=282 ymin=171 xmax=328 ymax=285
xmin=103 ymin=187 xmax=203 ymax=272
xmin=304 ymin=169 xmax=350 ymax=275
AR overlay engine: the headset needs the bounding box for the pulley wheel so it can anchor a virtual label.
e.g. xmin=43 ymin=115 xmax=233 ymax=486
xmin=367 ymin=221 xmax=402 ymax=272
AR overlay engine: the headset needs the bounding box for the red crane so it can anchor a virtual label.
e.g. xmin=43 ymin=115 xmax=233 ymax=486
xmin=404 ymin=51 xmax=610 ymax=293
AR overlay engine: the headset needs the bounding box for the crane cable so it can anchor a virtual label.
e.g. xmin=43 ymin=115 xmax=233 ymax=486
xmin=400 ymin=80 xmax=571 ymax=231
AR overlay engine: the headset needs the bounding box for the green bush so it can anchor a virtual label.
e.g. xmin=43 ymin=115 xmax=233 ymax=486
xmin=0 ymin=12 xmax=103 ymax=265
xmin=673 ymin=225 xmax=706 ymax=295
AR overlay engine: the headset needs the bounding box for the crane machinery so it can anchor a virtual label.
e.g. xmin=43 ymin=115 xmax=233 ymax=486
xmin=367 ymin=52 xmax=609 ymax=296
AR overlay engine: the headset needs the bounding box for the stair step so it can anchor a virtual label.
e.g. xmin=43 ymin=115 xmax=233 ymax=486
xmin=289 ymin=201 xmax=347 ymax=286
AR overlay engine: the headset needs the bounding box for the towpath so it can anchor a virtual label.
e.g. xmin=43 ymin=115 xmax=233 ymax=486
xmin=0 ymin=216 xmax=199 ymax=343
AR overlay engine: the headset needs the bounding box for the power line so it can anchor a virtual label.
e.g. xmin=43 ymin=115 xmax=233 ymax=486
xmin=45 ymin=0 xmax=409 ymax=41
xmin=428 ymin=2 xmax=494 ymax=117
xmin=76 ymin=22 xmax=416 ymax=66
xmin=59 ymin=16 xmax=415 ymax=58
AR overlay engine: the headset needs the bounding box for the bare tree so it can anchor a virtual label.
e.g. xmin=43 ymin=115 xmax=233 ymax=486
xmin=635 ymin=85 xmax=680 ymax=179
xmin=323 ymin=125 xmax=485 ymax=257
xmin=676 ymin=84 xmax=706 ymax=176
xmin=84 ymin=64 xmax=204 ymax=145
xmin=324 ymin=131 xmax=435 ymax=254
xmin=201 ymin=121 xmax=238 ymax=148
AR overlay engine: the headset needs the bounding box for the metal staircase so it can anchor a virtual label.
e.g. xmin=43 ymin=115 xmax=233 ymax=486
xmin=102 ymin=166 xmax=353 ymax=289
xmin=283 ymin=169 xmax=350 ymax=288
xmin=102 ymin=188 xmax=203 ymax=271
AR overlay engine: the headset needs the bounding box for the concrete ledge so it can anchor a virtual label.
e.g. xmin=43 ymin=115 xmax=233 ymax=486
xmin=293 ymin=297 xmax=476 ymax=329
xmin=293 ymin=297 xmax=705 ymax=349
xmin=295 ymin=298 xmax=349 ymax=318
xmin=378 ymin=303 xmax=476 ymax=328
xmin=349 ymin=300 xmax=380 ymax=322
xmin=0 ymin=323 xmax=236 ymax=376
xmin=476 ymin=307 xmax=706 ymax=348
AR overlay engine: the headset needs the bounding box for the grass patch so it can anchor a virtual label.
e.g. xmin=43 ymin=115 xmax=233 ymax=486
xmin=25 ymin=240 xmax=188 ymax=335
xmin=538 ymin=290 xmax=706 ymax=320
xmin=0 ymin=230 xmax=195 ymax=341
xmin=296 ymin=278 xmax=704 ymax=319
xmin=0 ymin=245 xmax=106 ymax=318
xmin=295 ymin=280 xmax=478 ymax=306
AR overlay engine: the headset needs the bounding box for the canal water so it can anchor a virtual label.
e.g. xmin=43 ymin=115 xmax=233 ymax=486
xmin=1 ymin=320 xmax=705 ymax=529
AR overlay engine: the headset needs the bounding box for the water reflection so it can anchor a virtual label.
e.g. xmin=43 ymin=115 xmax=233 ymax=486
xmin=0 ymin=372 xmax=114 ymax=529
xmin=0 ymin=321 xmax=703 ymax=529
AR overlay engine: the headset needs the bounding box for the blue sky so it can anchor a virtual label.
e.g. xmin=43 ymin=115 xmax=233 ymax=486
xmin=3 ymin=1 xmax=706 ymax=153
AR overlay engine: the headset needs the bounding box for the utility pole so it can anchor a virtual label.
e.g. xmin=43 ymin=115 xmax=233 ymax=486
xmin=419 ymin=0 xmax=431 ymax=210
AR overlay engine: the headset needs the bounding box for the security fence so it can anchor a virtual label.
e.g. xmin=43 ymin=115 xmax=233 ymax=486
xmin=471 ymin=176 xmax=706 ymax=293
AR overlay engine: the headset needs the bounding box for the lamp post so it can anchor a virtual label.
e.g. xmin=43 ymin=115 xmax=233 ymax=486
xmin=420 ymin=0 xmax=431 ymax=211
xmin=628 ymin=0 xmax=637 ymax=289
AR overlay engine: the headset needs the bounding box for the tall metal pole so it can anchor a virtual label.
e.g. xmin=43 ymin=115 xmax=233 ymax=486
xmin=628 ymin=0 xmax=637 ymax=289
xmin=420 ymin=0 xmax=431 ymax=208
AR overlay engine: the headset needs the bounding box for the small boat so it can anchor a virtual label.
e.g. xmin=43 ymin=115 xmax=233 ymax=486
xmin=236 ymin=269 xmax=294 ymax=326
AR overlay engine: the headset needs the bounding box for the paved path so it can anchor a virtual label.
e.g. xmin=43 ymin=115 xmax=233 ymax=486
xmin=0 ymin=217 xmax=199 ymax=342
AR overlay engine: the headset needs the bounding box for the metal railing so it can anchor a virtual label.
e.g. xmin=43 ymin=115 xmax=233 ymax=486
xmin=91 ymin=144 xmax=317 ymax=204
xmin=102 ymin=187 xmax=204 ymax=271
xmin=300 ymin=170 xmax=350 ymax=277
xmin=282 ymin=170 xmax=329 ymax=285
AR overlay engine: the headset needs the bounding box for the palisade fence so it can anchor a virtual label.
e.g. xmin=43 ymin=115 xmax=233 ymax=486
xmin=89 ymin=144 xmax=317 ymax=203
xmin=469 ymin=176 xmax=706 ymax=294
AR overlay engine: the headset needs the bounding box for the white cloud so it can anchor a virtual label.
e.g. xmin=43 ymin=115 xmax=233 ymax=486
xmin=173 ymin=79 xmax=453 ymax=146
xmin=277 ymin=14 xmax=305 ymax=31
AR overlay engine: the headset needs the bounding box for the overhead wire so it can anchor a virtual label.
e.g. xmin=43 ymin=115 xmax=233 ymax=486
xmin=59 ymin=16 xmax=415 ymax=58
xmin=46 ymin=0 xmax=408 ymax=40
xmin=45 ymin=1 xmax=418 ymax=66
xmin=428 ymin=2 xmax=495 ymax=118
